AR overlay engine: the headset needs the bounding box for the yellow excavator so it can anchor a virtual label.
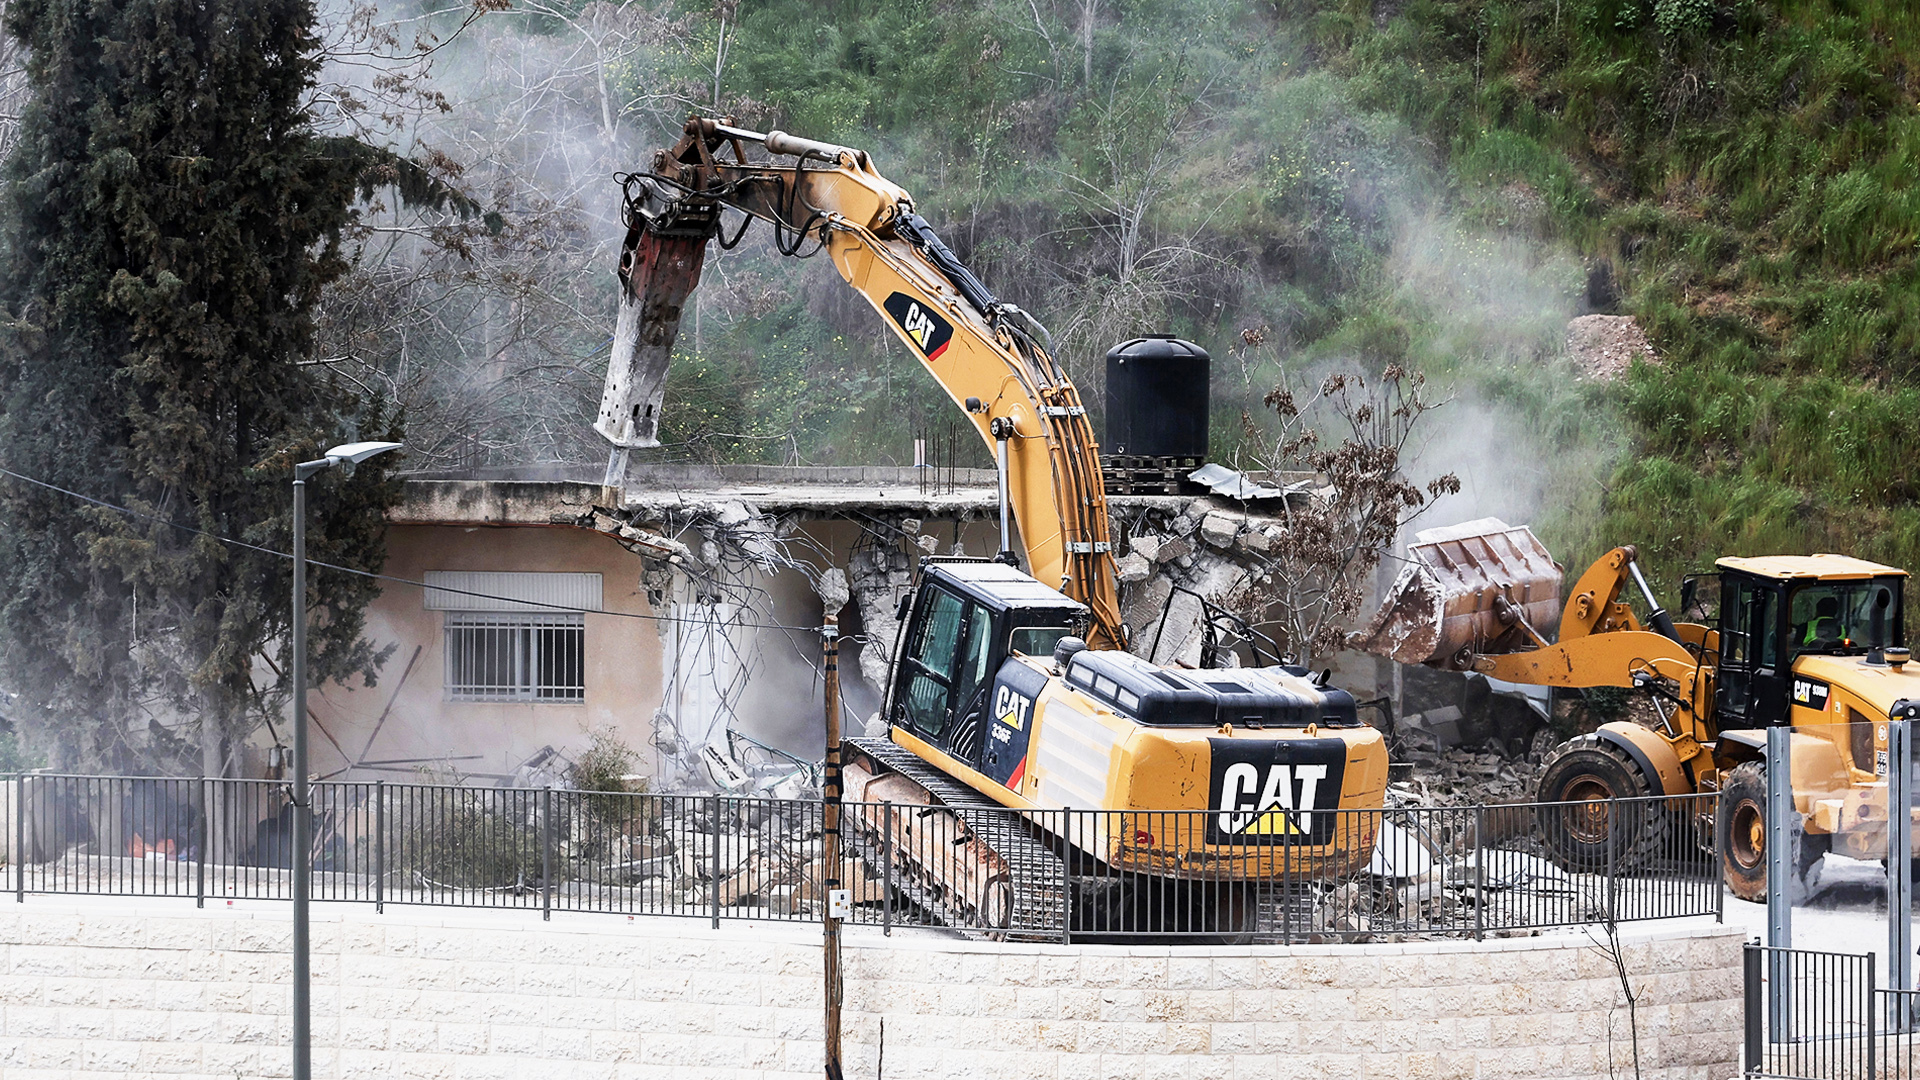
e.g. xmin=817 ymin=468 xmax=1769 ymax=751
xmin=1355 ymin=518 xmax=1920 ymax=900
xmin=600 ymin=118 xmax=1389 ymax=935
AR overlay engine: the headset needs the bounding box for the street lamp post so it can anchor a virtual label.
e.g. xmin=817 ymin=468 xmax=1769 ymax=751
xmin=290 ymin=440 xmax=401 ymax=1080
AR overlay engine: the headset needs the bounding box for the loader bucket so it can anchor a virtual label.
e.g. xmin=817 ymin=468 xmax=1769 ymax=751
xmin=594 ymin=226 xmax=709 ymax=450
xmin=1349 ymin=517 xmax=1563 ymax=669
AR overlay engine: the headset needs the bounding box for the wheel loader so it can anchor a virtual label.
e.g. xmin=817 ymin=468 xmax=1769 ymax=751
xmin=1354 ymin=517 xmax=1920 ymax=901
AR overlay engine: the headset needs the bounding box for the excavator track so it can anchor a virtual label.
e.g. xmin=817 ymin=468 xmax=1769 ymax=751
xmin=1252 ymin=882 xmax=1317 ymax=942
xmin=845 ymin=737 xmax=1069 ymax=941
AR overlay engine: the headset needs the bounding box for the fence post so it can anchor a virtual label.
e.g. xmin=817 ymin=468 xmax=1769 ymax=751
xmin=1716 ymin=787 xmax=1726 ymax=925
xmin=196 ymin=777 xmax=207 ymax=909
xmin=881 ymin=800 xmax=893 ymax=937
xmin=1059 ymin=810 xmax=1071 ymax=946
xmin=1890 ymin=717 xmax=1913 ymax=1035
xmin=1282 ymin=812 xmax=1294 ymax=945
xmin=1743 ymin=944 xmax=1762 ymax=1076
xmin=541 ymin=787 xmax=554 ymax=922
xmin=14 ymin=773 xmax=24 ymax=903
xmin=1473 ymin=804 xmax=1485 ymax=941
xmin=1606 ymin=797 xmax=1618 ymax=927
xmin=711 ymin=792 xmax=722 ymax=930
xmin=1766 ymin=723 xmax=1793 ymax=952
xmin=374 ymin=780 xmax=385 ymax=915
xmin=1869 ymin=951 xmax=1879 ymax=1080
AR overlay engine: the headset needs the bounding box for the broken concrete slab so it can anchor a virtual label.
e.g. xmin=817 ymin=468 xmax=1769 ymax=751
xmin=1199 ymin=511 xmax=1241 ymax=548
xmin=1188 ymin=462 xmax=1292 ymax=501
xmin=1153 ymin=537 xmax=1191 ymax=564
xmin=1402 ymin=705 xmax=1465 ymax=750
xmin=1367 ymin=819 xmax=1435 ymax=880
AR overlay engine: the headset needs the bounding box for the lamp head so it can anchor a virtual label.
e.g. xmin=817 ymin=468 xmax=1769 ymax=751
xmin=324 ymin=441 xmax=404 ymax=466
xmin=295 ymin=441 xmax=403 ymax=481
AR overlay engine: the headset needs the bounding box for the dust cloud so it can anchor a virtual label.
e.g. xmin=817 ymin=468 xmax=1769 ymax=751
xmin=1383 ymin=201 xmax=1609 ymax=542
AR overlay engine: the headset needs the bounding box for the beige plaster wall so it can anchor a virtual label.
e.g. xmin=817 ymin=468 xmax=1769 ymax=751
xmin=305 ymin=525 xmax=666 ymax=782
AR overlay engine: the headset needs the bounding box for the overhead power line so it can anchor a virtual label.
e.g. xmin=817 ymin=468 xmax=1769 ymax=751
xmin=0 ymin=463 xmax=829 ymax=634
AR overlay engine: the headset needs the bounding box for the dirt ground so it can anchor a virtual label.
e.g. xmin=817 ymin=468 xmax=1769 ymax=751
xmin=1566 ymin=314 xmax=1659 ymax=381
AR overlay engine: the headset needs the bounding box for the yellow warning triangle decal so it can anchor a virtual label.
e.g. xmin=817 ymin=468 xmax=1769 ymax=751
xmin=1244 ymin=809 xmax=1302 ymax=836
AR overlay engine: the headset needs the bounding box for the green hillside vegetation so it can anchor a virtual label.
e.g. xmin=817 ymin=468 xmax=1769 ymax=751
xmin=1301 ymin=0 xmax=1920 ymax=586
xmin=591 ymin=0 xmax=1920 ymax=597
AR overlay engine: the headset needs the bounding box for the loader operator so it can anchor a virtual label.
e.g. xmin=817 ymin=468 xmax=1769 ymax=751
xmin=1800 ymin=593 xmax=1847 ymax=649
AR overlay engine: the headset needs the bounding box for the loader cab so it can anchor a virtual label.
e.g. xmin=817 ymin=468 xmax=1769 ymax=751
xmin=1710 ymin=555 xmax=1907 ymax=727
xmin=887 ymin=561 xmax=1088 ymax=770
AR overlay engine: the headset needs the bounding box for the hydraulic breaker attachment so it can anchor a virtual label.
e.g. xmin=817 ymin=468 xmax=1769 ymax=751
xmin=1350 ymin=517 xmax=1563 ymax=669
xmin=595 ymin=222 xmax=711 ymax=459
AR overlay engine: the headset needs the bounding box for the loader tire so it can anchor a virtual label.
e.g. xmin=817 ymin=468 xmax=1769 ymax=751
xmin=1535 ymin=735 xmax=1662 ymax=874
xmin=1717 ymin=760 xmax=1827 ymax=904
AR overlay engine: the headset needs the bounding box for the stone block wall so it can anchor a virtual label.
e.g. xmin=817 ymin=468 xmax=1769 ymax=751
xmin=0 ymin=898 xmax=1742 ymax=1079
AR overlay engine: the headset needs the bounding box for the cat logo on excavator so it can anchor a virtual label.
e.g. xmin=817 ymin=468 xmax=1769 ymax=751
xmin=993 ymin=684 xmax=1033 ymax=730
xmin=1206 ymin=738 xmax=1349 ymax=845
xmin=882 ymin=291 xmax=953 ymax=360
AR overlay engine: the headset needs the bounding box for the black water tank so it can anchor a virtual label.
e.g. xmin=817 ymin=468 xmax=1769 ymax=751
xmin=1104 ymin=335 xmax=1209 ymax=458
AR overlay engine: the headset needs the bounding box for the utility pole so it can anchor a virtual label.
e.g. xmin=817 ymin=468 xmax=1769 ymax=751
xmin=821 ymin=613 xmax=846 ymax=1080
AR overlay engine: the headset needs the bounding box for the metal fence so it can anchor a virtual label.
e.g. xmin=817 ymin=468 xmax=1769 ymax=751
xmin=1746 ymin=944 xmax=1879 ymax=1079
xmin=7 ymin=773 xmax=1720 ymax=942
xmin=1743 ymin=947 xmax=1920 ymax=1080
xmin=1879 ymin=990 xmax=1920 ymax=1080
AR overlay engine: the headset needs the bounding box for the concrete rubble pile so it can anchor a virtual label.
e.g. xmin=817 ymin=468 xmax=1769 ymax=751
xmin=1108 ymin=494 xmax=1303 ymax=666
xmin=578 ymin=797 xmax=886 ymax=916
xmin=1304 ymin=670 xmax=1614 ymax=941
xmin=1388 ymin=664 xmax=1558 ymax=807
xmin=1389 ymin=732 xmax=1556 ymax=808
xmin=1312 ymin=841 xmax=1609 ymax=942
xmin=1308 ymin=789 xmax=1611 ymax=941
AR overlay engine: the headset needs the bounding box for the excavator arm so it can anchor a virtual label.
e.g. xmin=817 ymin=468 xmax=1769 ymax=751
xmin=598 ymin=118 xmax=1123 ymax=647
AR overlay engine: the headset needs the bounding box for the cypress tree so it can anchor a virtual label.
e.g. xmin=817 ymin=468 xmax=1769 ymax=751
xmin=0 ymin=0 xmax=405 ymax=774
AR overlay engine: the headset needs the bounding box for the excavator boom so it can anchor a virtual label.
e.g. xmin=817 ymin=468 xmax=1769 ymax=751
xmin=600 ymin=118 xmax=1123 ymax=647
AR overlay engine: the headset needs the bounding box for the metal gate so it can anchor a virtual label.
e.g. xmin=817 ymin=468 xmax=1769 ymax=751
xmin=1744 ymin=944 xmax=1878 ymax=1079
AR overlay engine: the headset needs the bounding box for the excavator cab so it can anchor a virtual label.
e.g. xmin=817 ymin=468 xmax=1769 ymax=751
xmin=888 ymin=560 xmax=1088 ymax=774
xmin=1710 ymin=557 xmax=1906 ymax=728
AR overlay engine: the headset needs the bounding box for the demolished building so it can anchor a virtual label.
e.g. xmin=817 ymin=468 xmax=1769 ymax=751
xmin=302 ymin=462 xmax=1325 ymax=793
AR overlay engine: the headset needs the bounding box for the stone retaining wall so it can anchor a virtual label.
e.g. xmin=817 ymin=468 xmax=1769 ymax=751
xmin=0 ymin=898 xmax=1742 ymax=1079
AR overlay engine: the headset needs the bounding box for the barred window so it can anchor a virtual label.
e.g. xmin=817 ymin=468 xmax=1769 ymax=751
xmin=444 ymin=611 xmax=585 ymax=702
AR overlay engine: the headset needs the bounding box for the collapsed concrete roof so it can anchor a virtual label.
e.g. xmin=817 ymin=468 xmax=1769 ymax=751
xmin=393 ymin=463 xmax=1191 ymax=527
